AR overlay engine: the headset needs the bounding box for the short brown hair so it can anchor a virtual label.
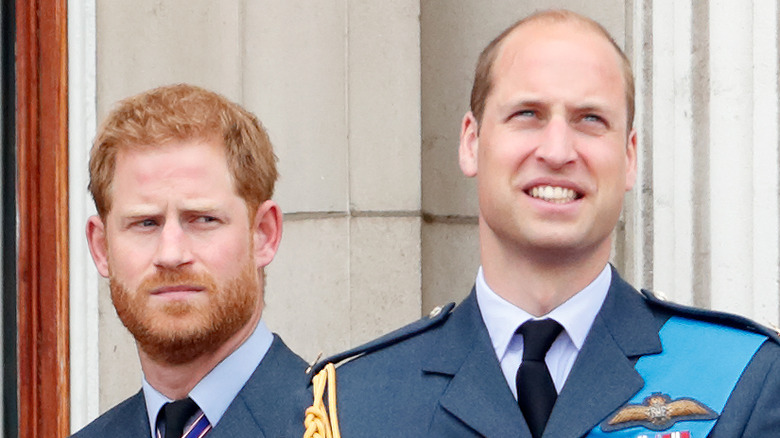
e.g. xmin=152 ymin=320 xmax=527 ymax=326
xmin=89 ymin=84 xmax=278 ymax=217
xmin=470 ymin=9 xmax=635 ymax=130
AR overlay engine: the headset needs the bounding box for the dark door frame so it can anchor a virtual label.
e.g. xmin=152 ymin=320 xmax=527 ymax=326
xmin=1 ymin=0 xmax=17 ymax=436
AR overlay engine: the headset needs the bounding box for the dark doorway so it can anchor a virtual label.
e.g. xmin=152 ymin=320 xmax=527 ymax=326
xmin=1 ymin=0 xmax=17 ymax=436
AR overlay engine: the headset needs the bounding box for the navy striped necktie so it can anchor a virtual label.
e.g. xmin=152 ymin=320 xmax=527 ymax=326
xmin=157 ymin=397 xmax=212 ymax=438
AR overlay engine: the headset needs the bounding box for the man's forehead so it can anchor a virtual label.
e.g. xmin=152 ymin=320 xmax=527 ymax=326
xmin=113 ymin=139 xmax=229 ymax=175
xmin=497 ymin=19 xmax=619 ymax=67
xmin=119 ymin=198 xmax=225 ymax=213
xmin=490 ymin=20 xmax=626 ymax=96
xmin=107 ymin=140 xmax=244 ymax=207
xmin=115 ymin=135 xmax=223 ymax=156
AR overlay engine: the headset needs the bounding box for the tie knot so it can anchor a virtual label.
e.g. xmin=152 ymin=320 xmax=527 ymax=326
xmin=160 ymin=397 xmax=200 ymax=438
xmin=517 ymin=319 xmax=563 ymax=361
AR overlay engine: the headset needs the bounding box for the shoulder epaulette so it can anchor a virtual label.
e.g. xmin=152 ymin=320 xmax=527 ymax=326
xmin=641 ymin=289 xmax=780 ymax=345
xmin=308 ymin=302 xmax=456 ymax=379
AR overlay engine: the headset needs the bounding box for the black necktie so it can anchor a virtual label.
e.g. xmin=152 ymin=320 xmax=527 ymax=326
xmin=158 ymin=397 xmax=199 ymax=438
xmin=515 ymin=319 xmax=563 ymax=438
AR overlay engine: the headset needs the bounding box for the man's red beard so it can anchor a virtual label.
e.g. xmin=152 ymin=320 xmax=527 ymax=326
xmin=109 ymin=263 xmax=259 ymax=365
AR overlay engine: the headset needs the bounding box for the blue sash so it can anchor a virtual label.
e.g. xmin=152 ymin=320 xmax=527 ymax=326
xmin=587 ymin=316 xmax=766 ymax=437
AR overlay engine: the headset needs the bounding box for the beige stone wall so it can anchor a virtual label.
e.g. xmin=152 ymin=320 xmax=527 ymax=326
xmin=79 ymin=0 xmax=780 ymax=424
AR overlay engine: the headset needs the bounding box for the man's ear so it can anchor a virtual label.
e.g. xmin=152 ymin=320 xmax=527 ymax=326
xmin=459 ymin=111 xmax=479 ymax=177
xmin=252 ymin=200 xmax=283 ymax=268
xmin=624 ymin=128 xmax=638 ymax=191
xmin=86 ymin=215 xmax=110 ymax=278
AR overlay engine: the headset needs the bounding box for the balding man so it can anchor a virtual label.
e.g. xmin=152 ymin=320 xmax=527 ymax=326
xmin=309 ymin=10 xmax=780 ymax=438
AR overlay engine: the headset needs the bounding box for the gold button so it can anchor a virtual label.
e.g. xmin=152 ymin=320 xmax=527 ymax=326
xmin=654 ymin=290 xmax=668 ymax=301
xmin=429 ymin=306 xmax=442 ymax=318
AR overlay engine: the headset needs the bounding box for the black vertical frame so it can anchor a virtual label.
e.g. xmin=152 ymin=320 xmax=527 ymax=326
xmin=1 ymin=0 xmax=17 ymax=436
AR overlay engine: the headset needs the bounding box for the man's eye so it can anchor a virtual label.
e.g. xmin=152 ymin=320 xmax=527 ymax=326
xmin=514 ymin=110 xmax=536 ymax=118
xmin=583 ymin=114 xmax=605 ymax=124
xmin=195 ymin=216 xmax=218 ymax=223
xmin=129 ymin=218 xmax=158 ymax=230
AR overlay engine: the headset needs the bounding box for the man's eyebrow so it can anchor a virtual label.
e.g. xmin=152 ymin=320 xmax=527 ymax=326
xmin=117 ymin=201 xmax=224 ymax=217
xmin=503 ymin=97 xmax=545 ymax=108
xmin=569 ymin=98 xmax=614 ymax=112
xmin=493 ymin=99 xmax=546 ymax=117
xmin=179 ymin=201 xmax=222 ymax=212
xmin=119 ymin=206 xmax=160 ymax=217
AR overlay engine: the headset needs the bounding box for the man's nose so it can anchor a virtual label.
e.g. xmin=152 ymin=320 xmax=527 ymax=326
xmin=534 ymin=116 xmax=578 ymax=169
xmin=153 ymin=222 xmax=193 ymax=269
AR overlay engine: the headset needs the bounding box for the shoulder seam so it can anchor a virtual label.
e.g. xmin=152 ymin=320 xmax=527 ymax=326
xmin=308 ymin=302 xmax=456 ymax=378
xmin=641 ymin=289 xmax=780 ymax=345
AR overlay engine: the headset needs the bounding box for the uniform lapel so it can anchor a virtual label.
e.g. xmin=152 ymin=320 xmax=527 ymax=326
xmin=424 ymin=292 xmax=531 ymax=438
xmin=208 ymin=336 xmax=308 ymax=438
xmin=206 ymin=399 xmax=266 ymax=438
xmin=126 ymin=392 xmax=155 ymax=438
xmin=543 ymin=270 xmax=663 ymax=438
xmin=82 ymin=391 xmax=152 ymax=438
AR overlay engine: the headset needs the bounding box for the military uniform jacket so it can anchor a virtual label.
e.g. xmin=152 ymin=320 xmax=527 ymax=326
xmin=72 ymin=335 xmax=309 ymax=438
xmin=327 ymin=270 xmax=780 ymax=437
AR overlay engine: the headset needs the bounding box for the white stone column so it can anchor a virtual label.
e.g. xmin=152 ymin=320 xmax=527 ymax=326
xmin=748 ymin=0 xmax=780 ymax=325
xmin=709 ymin=1 xmax=758 ymax=317
xmin=625 ymin=0 xmax=780 ymax=326
xmin=707 ymin=0 xmax=779 ymax=323
xmin=68 ymin=0 xmax=99 ymax=432
xmin=649 ymin=0 xmax=695 ymax=304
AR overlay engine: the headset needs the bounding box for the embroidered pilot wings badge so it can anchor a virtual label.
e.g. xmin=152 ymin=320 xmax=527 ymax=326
xmin=601 ymin=393 xmax=717 ymax=432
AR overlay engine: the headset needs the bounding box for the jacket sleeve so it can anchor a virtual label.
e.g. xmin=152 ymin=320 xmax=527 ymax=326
xmin=714 ymin=341 xmax=780 ymax=437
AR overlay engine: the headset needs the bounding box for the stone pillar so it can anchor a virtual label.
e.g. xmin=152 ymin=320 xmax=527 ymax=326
xmin=623 ymin=0 xmax=780 ymax=327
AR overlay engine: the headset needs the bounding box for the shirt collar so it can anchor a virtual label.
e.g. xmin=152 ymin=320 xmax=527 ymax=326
xmin=476 ymin=264 xmax=611 ymax=360
xmin=142 ymin=319 xmax=274 ymax=437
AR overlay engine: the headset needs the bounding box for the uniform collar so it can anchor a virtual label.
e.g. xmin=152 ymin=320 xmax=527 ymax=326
xmin=142 ymin=319 xmax=273 ymax=437
xmin=475 ymin=264 xmax=611 ymax=361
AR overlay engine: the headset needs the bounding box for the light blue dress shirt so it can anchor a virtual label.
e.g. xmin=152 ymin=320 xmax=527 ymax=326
xmin=475 ymin=264 xmax=611 ymax=398
xmin=142 ymin=319 xmax=274 ymax=438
